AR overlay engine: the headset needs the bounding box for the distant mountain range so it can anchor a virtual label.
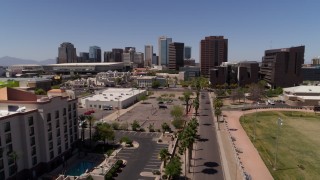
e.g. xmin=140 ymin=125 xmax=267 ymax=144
xmin=0 ymin=56 xmax=56 ymax=66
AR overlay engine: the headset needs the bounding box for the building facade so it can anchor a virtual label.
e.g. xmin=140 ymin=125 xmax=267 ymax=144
xmin=57 ymin=42 xmax=77 ymax=64
xmin=302 ymin=66 xmax=320 ymax=81
xmin=89 ymin=46 xmax=102 ymax=63
xmin=103 ymin=51 xmax=113 ymax=62
xmin=184 ymin=46 xmax=191 ymax=59
xmin=144 ymin=45 xmax=153 ymax=67
xmin=158 ymin=36 xmax=172 ymax=66
xmin=78 ymin=52 xmax=89 ymax=63
xmin=0 ymin=87 xmax=78 ymax=180
xmin=200 ymin=36 xmax=228 ymax=77
xmin=112 ymin=48 xmax=124 ymax=62
xmin=260 ymin=46 xmax=305 ymax=88
xmin=168 ymin=42 xmax=184 ymax=70
xmin=152 ymin=53 xmax=158 ymax=65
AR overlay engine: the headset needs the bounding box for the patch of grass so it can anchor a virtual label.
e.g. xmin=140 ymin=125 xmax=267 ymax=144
xmin=240 ymin=111 xmax=320 ymax=180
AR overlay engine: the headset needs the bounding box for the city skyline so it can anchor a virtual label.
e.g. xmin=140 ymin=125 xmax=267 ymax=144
xmin=0 ymin=0 xmax=319 ymax=63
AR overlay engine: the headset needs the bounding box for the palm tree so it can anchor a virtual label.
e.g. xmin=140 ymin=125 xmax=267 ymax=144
xmin=214 ymin=108 xmax=222 ymax=130
xmin=159 ymin=148 xmax=170 ymax=168
xmin=182 ymin=91 xmax=192 ymax=115
xmin=193 ymin=98 xmax=200 ymax=116
xmin=86 ymin=115 xmax=95 ymax=148
xmin=78 ymin=114 xmax=86 ymax=141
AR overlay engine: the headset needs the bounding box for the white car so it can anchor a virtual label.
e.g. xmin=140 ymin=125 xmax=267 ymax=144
xmin=267 ymin=99 xmax=275 ymax=105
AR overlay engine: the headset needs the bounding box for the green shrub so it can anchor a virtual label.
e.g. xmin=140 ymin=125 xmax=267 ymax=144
xmin=162 ymin=174 xmax=168 ymax=179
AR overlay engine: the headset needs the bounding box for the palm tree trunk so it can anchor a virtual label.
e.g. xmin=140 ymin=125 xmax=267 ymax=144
xmin=217 ymin=115 xmax=220 ymax=130
xmin=89 ymin=123 xmax=92 ymax=148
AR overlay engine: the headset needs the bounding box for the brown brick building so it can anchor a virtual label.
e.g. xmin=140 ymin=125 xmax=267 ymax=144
xmin=260 ymin=46 xmax=305 ymax=88
xmin=200 ymin=36 xmax=228 ymax=77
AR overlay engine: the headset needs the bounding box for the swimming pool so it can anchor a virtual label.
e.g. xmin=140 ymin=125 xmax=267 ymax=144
xmin=66 ymin=161 xmax=95 ymax=176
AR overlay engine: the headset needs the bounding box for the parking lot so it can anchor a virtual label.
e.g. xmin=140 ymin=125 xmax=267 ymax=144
xmin=114 ymin=131 xmax=168 ymax=180
xmin=117 ymin=91 xmax=186 ymax=131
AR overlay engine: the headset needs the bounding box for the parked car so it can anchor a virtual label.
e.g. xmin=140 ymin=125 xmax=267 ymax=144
xmin=267 ymin=99 xmax=275 ymax=105
xmin=103 ymin=105 xmax=113 ymax=110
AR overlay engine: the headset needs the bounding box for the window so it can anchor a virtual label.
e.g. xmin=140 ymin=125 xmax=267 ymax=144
xmin=31 ymin=146 xmax=36 ymax=156
xmin=73 ymin=119 xmax=77 ymax=125
xmin=5 ymin=134 xmax=12 ymax=144
xmin=30 ymin=137 xmax=35 ymax=146
xmin=73 ymin=111 xmax=77 ymax=118
xmin=49 ymin=141 xmax=53 ymax=150
xmin=9 ymin=165 xmax=15 ymax=176
xmin=57 ymin=137 xmax=61 ymax=145
xmin=73 ymin=103 xmax=76 ymax=110
xmin=6 ymin=144 xmax=12 ymax=154
xmin=0 ymin=159 xmax=3 ymax=169
xmin=47 ymin=113 xmax=51 ymax=122
xmin=65 ymin=142 xmax=69 ymax=149
xmin=63 ymin=108 xmax=66 ymax=116
xmin=69 ymin=120 xmax=72 ymax=128
xmin=28 ymin=116 xmax=34 ymax=126
xmin=4 ymin=122 xmax=10 ymax=132
xmin=29 ymin=127 xmax=34 ymax=136
xmin=0 ymin=171 xmax=5 ymax=180
xmin=47 ymin=123 xmax=52 ymax=131
xmin=68 ymin=113 xmax=71 ymax=120
xmin=48 ymin=132 xmax=52 ymax=141
xmin=68 ymin=104 xmax=71 ymax=112
xmin=55 ymin=110 xmax=59 ymax=119
xmin=64 ymin=126 xmax=67 ymax=133
xmin=63 ymin=117 xmax=67 ymax=125
xmin=64 ymin=134 xmax=68 ymax=141
xmin=56 ymin=119 xmax=60 ymax=128
xmin=69 ymin=128 xmax=73 ymax=135
xmin=50 ymin=151 xmax=54 ymax=159
xmin=58 ymin=146 xmax=61 ymax=155
xmin=57 ymin=129 xmax=60 ymax=137
xmin=8 ymin=157 xmax=14 ymax=165
xmin=32 ymin=156 xmax=37 ymax=166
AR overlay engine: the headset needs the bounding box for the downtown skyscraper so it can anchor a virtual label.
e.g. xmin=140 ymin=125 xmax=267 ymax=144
xmin=158 ymin=36 xmax=172 ymax=66
xmin=144 ymin=45 xmax=153 ymax=67
xmin=57 ymin=42 xmax=77 ymax=64
xmin=200 ymin=36 xmax=228 ymax=77
xmin=89 ymin=46 xmax=102 ymax=62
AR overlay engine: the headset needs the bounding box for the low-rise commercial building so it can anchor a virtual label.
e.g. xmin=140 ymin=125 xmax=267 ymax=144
xmin=80 ymin=88 xmax=146 ymax=109
xmin=136 ymin=76 xmax=166 ymax=88
xmin=283 ymin=85 xmax=320 ymax=106
xmin=0 ymin=87 xmax=78 ymax=179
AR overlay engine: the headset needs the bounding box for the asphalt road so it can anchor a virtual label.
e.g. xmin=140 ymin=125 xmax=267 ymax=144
xmin=114 ymin=131 xmax=168 ymax=180
xmin=193 ymin=91 xmax=224 ymax=180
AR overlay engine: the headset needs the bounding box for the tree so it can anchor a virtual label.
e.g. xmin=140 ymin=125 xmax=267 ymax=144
xmin=34 ymin=88 xmax=47 ymax=95
xmin=138 ymin=94 xmax=148 ymax=103
xmin=193 ymin=98 xmax=200 ymax=116
xmin=86 ymin=115 xmax=95 ymax=147
xmin=230 ymin=88 xmax=245 ymax=103
xmin=94 ymin=123 xmax=115 ymax=146
xmin=148 ymin=123 xmax=155 ymax=132
xmin=170 ymin=105 xmax=184 ymax=120
xmin=214 ymin=108 xmax=222 ymax=130
xmin=165 ymin=156 xmax=182 ymax=179
xmin=161 ymin=122 xmax=171 ymax=133
xmin=182 ymin=91 xmax=193 ymax=115
xmin=78 ymin=114 xmax=87 ymax=141
xmin=131 ymin=120 xmax=140 ymax=131
xmin=248 ymin=83 xmax=265 ymax=101
xmin=171 ymin=119 xmax=184 ymax=129
xmin=159 ymin=148 xmax=170 ymax=168
xmin=213 ymin=98 xmax=223 ymax=109
xmin=8 ymin=151 xmax=19 ymax=175
xmin=152 ymin=80 xmax=161 ymax=88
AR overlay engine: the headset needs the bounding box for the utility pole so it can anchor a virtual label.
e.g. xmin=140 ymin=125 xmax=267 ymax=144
xmin=273 ymin=118 xmax=283 ymax=170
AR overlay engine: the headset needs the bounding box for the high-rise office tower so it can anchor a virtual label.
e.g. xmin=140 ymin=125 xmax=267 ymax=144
xmin=200 ymin=36 xmax=228 ymax=77
xmin=169 ymin=42 xmax=184 ymax=70
xmin=112 ymin=48 xmax=124 ymax=62
xmin=184 ymin=46 xmax=192 ymax=59
xmin=145 ymin=45 xmax=153 ymax=67
xmin=158 ymin=36 xmax=172 ymax=66
xmin=134 ymin=52 xmax=144 ymax=68
xmin=260 ymin=46 xmax=305 ymax=88
xmin=152 ymin=53 xmax=158 ymax=65
xmin=79 ymin=52 xmax=89 ymax=63
xmin=104 ymin=51 xmax=113 ymax=62
xmin=89 ymin=46 xmax=102 ymax=62
xmin=57 ymin=42 xmax=77 ymax=64
xmin=124 ymin=47 xmax=135 ymax=53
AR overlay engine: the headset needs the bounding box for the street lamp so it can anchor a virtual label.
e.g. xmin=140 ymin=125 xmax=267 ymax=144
xmin=273 ymin=118 xmax=283 ymax=170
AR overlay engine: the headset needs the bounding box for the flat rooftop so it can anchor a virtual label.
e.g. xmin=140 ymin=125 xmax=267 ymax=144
xmin=284 ymin=86 xmax=320 ymax=94
xmin=84 ymin=88 xmax=145 ymax=102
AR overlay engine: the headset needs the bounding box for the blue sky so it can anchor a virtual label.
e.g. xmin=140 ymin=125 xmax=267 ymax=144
xmin=0 ymin=0 xmax=319 ymax=63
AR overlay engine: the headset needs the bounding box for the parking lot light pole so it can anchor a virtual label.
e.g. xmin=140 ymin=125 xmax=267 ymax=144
xmin=273 ymin=118 xmax=283 ymax=170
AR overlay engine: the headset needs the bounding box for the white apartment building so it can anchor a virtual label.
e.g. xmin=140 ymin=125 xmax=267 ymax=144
xmin=0 ymin=87 xmax=78 ymax=179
